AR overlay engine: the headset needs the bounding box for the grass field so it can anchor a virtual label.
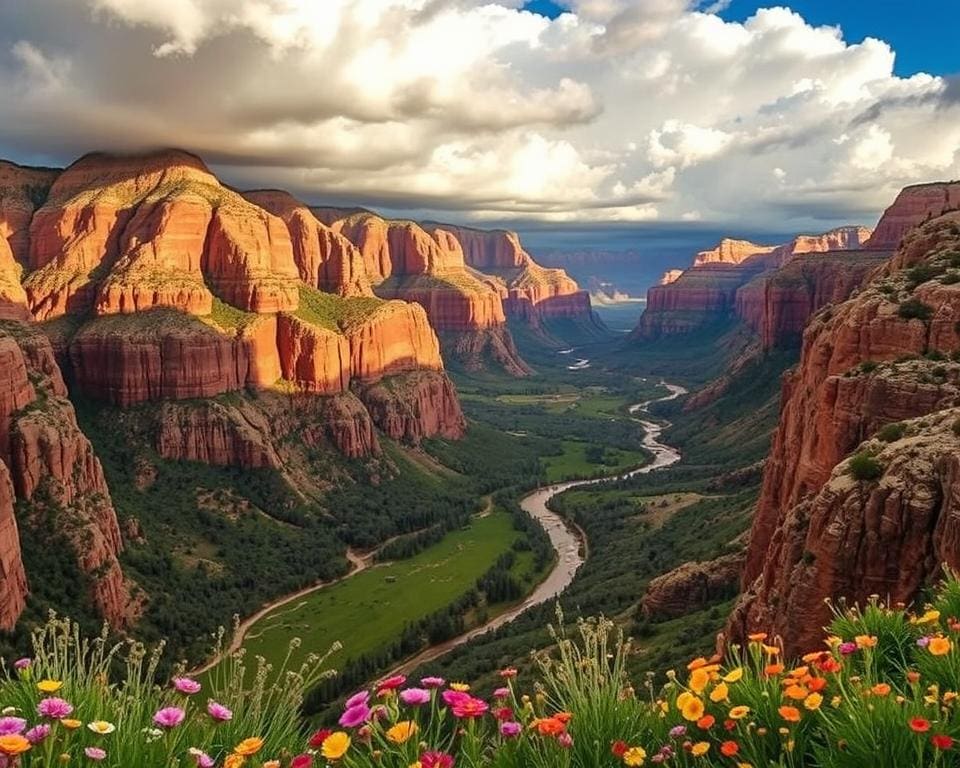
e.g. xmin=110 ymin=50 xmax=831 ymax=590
xmin=228 ymin=510 xmax=524 ymax=674
xmin=541 ymin=440 xmax=648 ymax=482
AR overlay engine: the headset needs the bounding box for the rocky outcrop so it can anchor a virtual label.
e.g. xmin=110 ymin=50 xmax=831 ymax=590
xmin=765 ymin=227 xmax=872 ymax=267
xmin=731 ymin=211 xmax=960 ymax=654
xmin=358 ymin=371 xmax=466 ymax=444
xmin=659 ymin=269 xmax=683 ymax=286
xmin=441 ymin=326 xmax=534 ymax=377
xmin=641 ymin=552 xmax=744 ymax=620
xmin=243 ymin=191 xmax=373 ymax=297
xmin=693 ymin=239 xmax=775 ymax=267
xmin=343 ymin=300 xmax=444 ymax=381
xmin=0 ymin=321 xmax=128 ymax=629
xmin=0 ymin=460 xmax=27 ymax=630
xmin=865 ymin=183 xmax=960 ymax=250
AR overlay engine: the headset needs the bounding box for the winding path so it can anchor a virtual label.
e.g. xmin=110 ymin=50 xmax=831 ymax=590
xmin=382 ymin=378 xmax=687 ymax=676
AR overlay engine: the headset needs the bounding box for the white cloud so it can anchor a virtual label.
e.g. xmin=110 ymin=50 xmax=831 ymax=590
xmin=0 ymin=0 xmax=957 ymax=229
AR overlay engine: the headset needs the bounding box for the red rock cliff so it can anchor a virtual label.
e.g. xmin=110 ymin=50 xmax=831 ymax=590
xmin=0 ymin=460 xmax=27 ymax=630
xmin=865 ymin=183 xmax=960 ymax=250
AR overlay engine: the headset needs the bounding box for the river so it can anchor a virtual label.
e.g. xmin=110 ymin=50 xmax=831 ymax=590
xmin=385 ymin=377 xmax=687 ymax=676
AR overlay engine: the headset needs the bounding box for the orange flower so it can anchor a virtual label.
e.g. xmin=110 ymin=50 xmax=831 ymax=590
xmin=729 ymin=705 xmax=750 ymax=720
xmin=907 ymin=671 xmax=921 ymax=684
xmin=553 ymin=712 xmax=573 ymax=725
xmin=871 ymin=683 xmax=891 ymax=697
xmin=778 ymin=706 xmax=801 ymax=723
xmin=764 ymin=663 xmax=784 ymax=677
xmin=855 ymin=635 xmax=878 ymax=649
xmin=784 ymin=685 xmax=808 ymax=700
xmin=0 ymin=735 xmax=30 ymax=757
xmin=807 ymin=677 xmax=828 ymax=692
xmin=929 ymin=637 xmax=952 ymax=656
xmin=681 ymin=696 xmax=705 ymax=722
xmin=696 ymin=715 xmax=716 ymax=730
xmin=720 ymin=740 xmax=739 ymax=757
xmin=233 ymin=738 xmax=264 ymax=757
xmin=535 ymin=718 xmax=566 ymax=737
xmin=748 ymin=633 xmax=768 ymax=642
xmin=910 ymin=717 xmax=931 ymax=733
xmin=688 ymin=657 xmax=709 ymax=670
xmin=224 ymin=756 xmax=245 ymax=768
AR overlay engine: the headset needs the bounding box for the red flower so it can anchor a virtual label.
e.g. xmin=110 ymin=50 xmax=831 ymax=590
xmin=611 ymin=740 xmax=628 ymax=757
xmin=493 ymin=707 xmax=514 ymax=722
xmin=932 ymin=734 xmax=954 ymax=750
xmin=910 ymin=717 xmax=931 ymax=733
xmin=291 ymin=755 xmax=313 ymax=768
xmin=377 ymin=675 xmax=407 ymax=693
xmin=696 ymin=714 xmax=715 ymax=729
xmin=499 ymin=668 xmax=518 ymax=679
xmin=307 ymin=729 xmax=332 ymax=748
xmin=720 ymin=741 xmax=739 ymax=757
xmin=723 ymin=719 xmax=736 ymax=731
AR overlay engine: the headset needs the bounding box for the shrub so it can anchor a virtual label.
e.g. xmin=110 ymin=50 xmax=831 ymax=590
xmin=898 ymin=298 xmax=933 ymax=320
xmin=876 ymin=422 xmax=906 ymax=443
xmin=848 ymin=451 xmax=883 ymax=481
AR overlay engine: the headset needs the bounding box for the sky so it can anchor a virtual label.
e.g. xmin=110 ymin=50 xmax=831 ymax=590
xmin=0 ymin=0 xmax=958 ymax=251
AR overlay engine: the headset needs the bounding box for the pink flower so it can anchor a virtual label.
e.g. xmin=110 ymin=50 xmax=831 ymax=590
xmin=84 ymin=747 xmax=107 ymax=761
xmin=13 ymin=658 xmax=31 ymax=671
xmin=291 ymin=755 xmax=313 ymax=768
xmin=558 ymin=732 xmax=574 ymax=748
xmin=420 ymin=677 xmax=445 ymax=689
xmin=338 ymin=704 xmax=371 ymax=728
xmin=450 ymin=696 xmax=488 ymax=719
xmin=37 ymin=698 xmax=73 ymax=719
xmin=172 ymin=677 xmax=201 ymax=695
xmin=188 ymin=748 xmax=215 ymax=768
xmin=420 ymin=751 xmax=455 ymax=768
xmin=153 ymin=707 xmax=185 ymax=729
xmin=400 ymin=688 xmax=431 ymax=707
xmin=493 ymin=687 xmax=510 ymax=700
xmin=441 ymin=690 xmax=471 ymax=708
xmin=206 ymin=701 xmax=232 ymax=722
xmin=25 ymin=724 xmax=50 ymax=744
xmin=344 ymin=691 xmax=370 ymax=709
xmin=500 ymin=721 xmax=522 ymax=738
xmin=0 ymin=718 xmax=26 ymax=736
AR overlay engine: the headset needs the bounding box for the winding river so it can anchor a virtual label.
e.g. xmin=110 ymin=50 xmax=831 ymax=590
xmin=385 ymin=377 xmax=687 ymax=675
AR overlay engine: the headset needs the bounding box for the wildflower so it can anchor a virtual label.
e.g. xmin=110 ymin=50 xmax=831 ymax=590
xmin=87 ymin=721 xmax=116 ymax=735
xmin=710 ymin=682 xmax=729 ymax=702
xmin=290 ymin=755 xmax=313 ymax=768
xmin=321 ymin=732 xmax=351 ymax=760
xmin=669 ymin=725 xmax=687 ymax=738
xmin=778 ymin=706 xmax=801 ymax=723
xmin=729 ymin=705 xmax=750 ymax=719
xmin=611 ymin=740 xmax=628 ymax=757
xmin=0 ymin=718 xmax=25 ymax=736
xmin=623 ymin=746 xmax=647 ymax=765
xmin=0 ymin=734 xmax=30 ymax=756
xmin=917 ymin=636 xmax=931 ymax=648
xmin=804 ymin=693 xmax=823 ymax=711
xmin=558 ymin=732 xmax=574 ymax=748
xmin=37 ymin=679 xmax=62 ymax=693
xmin=345 ymin=691 xmax=371 ymax=708
xmin=784 ymin=685 xmax=808 ymax=700
xmin=808 ymin=676 xmax=828 ymax=692
xmin=871 ymin=683 xmax=891 ymax=697
xmin=910 ymin=717 xmax=931 ymax=733
xmin=37 ymin=698 xmax=73 ymax=720
xmin=420 ymin=677 xmax=445 ymax=689
xmin=377 ymin=676 xmax=406 ymax=694
xmin=449 ymin=682 xmax=470 ymax=692
xmin=493 ymin=687 xmax=510 ymax=699
xmin=680 ymin=696 xmax=705 ymax=721
xmin=173 ymin=677 xmax=201 ymax=695
xmin=723 ymin=668 xmax=743 ymax=683
xmin=856 ymin=635 xmax=878 ymax=648
xmin=400 ymin=688 xmax=431 ymax=707
xmin=929 ymin=637 xmax=952 ymax=656
xmin=696 ymin=715 xmax=715 ymax=730
xmin=25 ymin=725 xmax=50 ymax=745
xmin=499 ymin=668 xmax=518 ymax=678
xmin=84 ymin=747 xmax=107 ymax=761
xmin=224 ymin=755 xmax=246 ymax=768
xmin=13 ymin=658 xmax=31 ymax=671
xmin=338 ymin=704 xmax=371 ymax=728
xmin=153 ymin=707 xmax=185 ymax=729
xmin=838 ymin=642 xmax=858 ymax=655
xmin=207 ymin=701 xmax=233 ymax=722
xmin=451 ymin=696 xmax=488 ymax=719
xmin=748 ymin=633 xmax=768 ymax=642
xmin=234 ymin=738 xmax=264 ymax=756
xmin=691 ymin=741 xmax=710 ymax=756
xmin=689 ymin=668 xmax=709 ymax=694
xmin=764 ymin=663 xmax=784 ymax=676
xmin=188 ymin=748 xmax=215 ymax=768
xmin=534 ymin=717 xmax=566 ymax=737
xmin=721 ymin=741 xmax=739 ymax=756
xmin=500 ymin=721 xmax=522 ymax=738
xmin=932 ymin=734 xmax=954 ymax=750
xmin=386 ymin=722 xmax=418 ymax=744
xmin=61 ymin=719 xmax=82 ymax=730
xmin=914 ymin=609 xmax=941 ymax=625
xmin=308 ymin=729 xmax=332 ymax=748
xmin=420 ymin=752 xmax=454 ymax=768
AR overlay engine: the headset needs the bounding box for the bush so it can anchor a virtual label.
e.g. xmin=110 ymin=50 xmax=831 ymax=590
xmin=876 ymin=422 xmax=906 ymax=443
xmin=898 ymin=298 xmax=933 ymax=320
xmin=848 ymin=451 xmax=883 ymax=481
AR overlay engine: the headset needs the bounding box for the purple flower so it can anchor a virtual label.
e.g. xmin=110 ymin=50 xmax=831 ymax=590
xmin=659 ymin=745 xmax=675 ymax=758
xmin=493 ymin=687 xmax=510 ymax=700
xmin=918 ymin=636 xmax=932 ymax=648
xmin=500 ymin=721 xmax=522 ymax=738
xmin=558 ymin=732 xmax=573 ymax=748
xmin=839 ymin=642 xmax=858 ymax=655
xmin=651 ymin=756 xmax=665 ymax=764
xmin=206 ymin=701 xmax=232 ymax=722
xmin=399 ymin=688 xmax=431 ymax=707
xmin=0 ymin=718 xmax=26 ymax=736
xmin=84 ymin=747 xmax=107 ymax=761
xmin=153 ymin=707 xmax=185 ymax=729
xmin=172 ymin=677 xmax=201 ymax=695
xmin=441 ymin=690 xmax=471 ymax=708
xmin=25 ymin=724 xmax=50 ymax=744
xmin=37 ymin=698 xmax=73 ymax=719
xmin=13 ymin=658 xmax=31 ymax=671
xmin=668 ymin=725 xmax=686 ymax=738
xmin=344 ymin=691 xmax=370 ymax=709
xmin=338 ymin=704 xmax=371 ymax=728
xmin=420 ymin=676 xmax=445 ymax=689
xmin=189 ymin=748 xmax=215 ymax=767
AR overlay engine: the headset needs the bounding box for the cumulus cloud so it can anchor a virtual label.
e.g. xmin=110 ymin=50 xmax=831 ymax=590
xmin=0 ymin=0 xmax=957 ymax=230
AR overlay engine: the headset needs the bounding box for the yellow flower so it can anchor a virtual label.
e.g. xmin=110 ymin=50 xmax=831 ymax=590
xmin=224 ymin=756 xmax=245 ymax=768
xmin=914 ymin=609 xmax=941 ymax=625
xmin=0 ymin=735 xmax=31 ymax=756
xmin=691 ymin=741 xmax=710 ymax=756
xmin=87 ymin=721 xmax=116 ymax=735
xmin=676 ymin=692 xmax=693 ymax=709
xmin=263 ymin=762 xmax=280 ymax=768
xmin=623 ymin=746 xmax=647 ymax=766
xmin=929 ymin=637 xmax=952 ymax=656
xmin=37 ymin=680 xmax=62 ymax=693
xmin=729 ymin=705 xmax=750 ymax=720
xmin=409 ymin=763 xmax=423 ymax=768
xmin=681 ymin=696 xmax=705 ymax=721
xmin=855 ymin=635 xmax=878 ymax=649
xmin=321 ymin=732 xmax=351 ymax=760
xmin=233 ymin=738 xmax=263 ymax=757
xmin=709 ymin=682 xmax=729 ymax=703
xmin=689 ymin=668 xmax=710 ymax=694
xmin=386 ymin=721 xmax=418 ymax=745
xmin=450 ymin=682 xmax=470 ymax=692
xmin=723 ymin=668 xmax=743 ymax=683
xmin=804 ymin=693 xmax=823 ymax=711
xmin=762 ymin=644 xmax=780 ymax=657
xmin=60 ymin=719 xmax=82 ymax=730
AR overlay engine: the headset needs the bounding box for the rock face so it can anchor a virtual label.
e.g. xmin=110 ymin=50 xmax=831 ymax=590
xmin=693 ymin=239 xmax=775 ymax=267
xmin=659 ymin=269 xmax=683 ymax=286
xmin=865 ymin=183 xmax=960 ymax=250
xmin=642 ymin=552 xmax=744 ymax=620
xmin=0 ymin=321 xmax=129 ymax=630
xmin=730 ymin=211 xmax=960 ymax=654
xmin=359 ymin=371 xmax=466 ymax=444
xmin=0 ymin=459 xmax=27 ymax=631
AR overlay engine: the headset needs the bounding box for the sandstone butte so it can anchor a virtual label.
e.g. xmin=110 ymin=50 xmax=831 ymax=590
xmin=634 ymin=226 xmax=874 ymax=345
xmin=728 ymin=205 xmax=960 ymax=655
